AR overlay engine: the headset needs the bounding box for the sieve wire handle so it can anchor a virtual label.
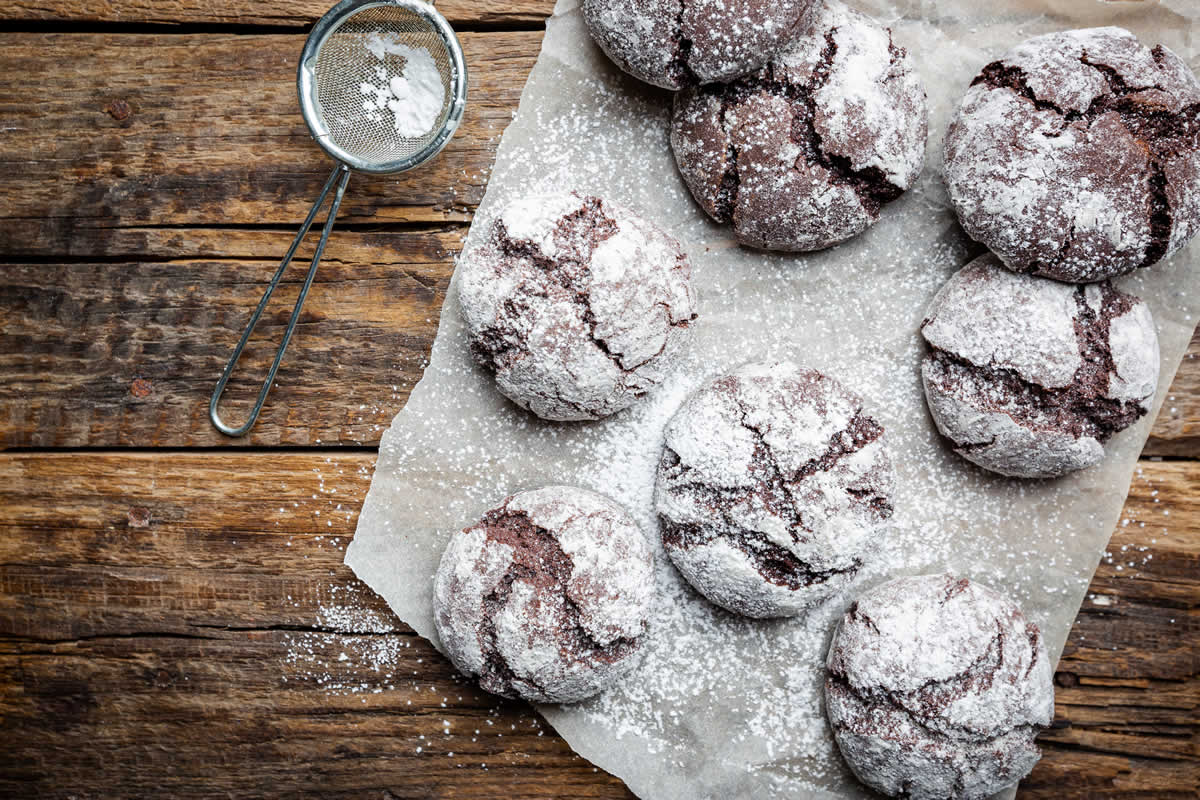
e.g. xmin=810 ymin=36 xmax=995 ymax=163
xmin=209 ymin=164 xmax=352 ymax=437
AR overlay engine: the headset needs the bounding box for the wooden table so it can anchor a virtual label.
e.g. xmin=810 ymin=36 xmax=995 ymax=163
xmin=0 ymin=2 xmax=1196 ymax=797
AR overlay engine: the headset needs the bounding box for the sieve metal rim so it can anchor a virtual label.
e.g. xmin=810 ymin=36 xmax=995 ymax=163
xmin=296 ymin=0 xmax=468 ymax=175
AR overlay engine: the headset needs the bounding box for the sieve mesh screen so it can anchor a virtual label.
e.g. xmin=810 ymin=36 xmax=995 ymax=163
xmin=313 ymin=4 xmax=455 ymax=164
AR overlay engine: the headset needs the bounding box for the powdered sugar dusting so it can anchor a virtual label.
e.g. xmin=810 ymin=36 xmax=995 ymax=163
xmin=458 ymin=191 xmax=696 ymax=421
xmin=345 ymin=2 xmax=1200 ymax=799
xmin=803 ymin=0 xmax=927 ymax=187
xmin=671 ymin=0 xmax=927 ymax=252
xmin=826 ymin=574 xmax=1054 ymax=799
xmin=654 ymin=361 xmax=895 ymax=618
xmin=431 ymin=486 xmax=654 ymax=704
xmin=582 ymin=0 xmax=813 ymax=90
xmin=921 ymin=255 xmax=1161 ymax=479
xmin=943 ymin=26 xmax=1200 ymax=282
xmin=359 ymin=33 xmax=446 ymax=138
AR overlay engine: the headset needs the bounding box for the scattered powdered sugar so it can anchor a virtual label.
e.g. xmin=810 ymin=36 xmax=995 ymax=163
xmin=344 ymin=3 xmax=1200 ymax=799
xmin=359 ymin=32 xmax=445 ymax=138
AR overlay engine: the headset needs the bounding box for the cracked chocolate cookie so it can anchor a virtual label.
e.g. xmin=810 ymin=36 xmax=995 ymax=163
xmin=458 ymin=191 xmax=697 ymax=422
xmin=582 ymin=0 xmax=813 ymax=90
xmin=433 ymin=486 xmax=655 ymax=704
xmin=944 ymin=27 xmax=1200 ymax=283
xmin=921 ymin=254 xmax=1159 ymax=479
xmin=654 ymin=361 xmax=894 ymax=618
xmin=669 ymin=0 xmax=927 ymax=252
xmin=825 ymin=574 xmax=1055 ymax=800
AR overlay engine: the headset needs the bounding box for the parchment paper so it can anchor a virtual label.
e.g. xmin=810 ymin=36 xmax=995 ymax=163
xmin=346 ymin=1 xmax=1199 ymax=797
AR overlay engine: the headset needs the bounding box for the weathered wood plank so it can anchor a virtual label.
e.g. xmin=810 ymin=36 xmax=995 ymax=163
xmin=0 ymin=630 xmax=633 ymax=800
xmin=1146 ymin=328 xmax=1200 ymax=457
xmin=0 ymin=228 xmax=461 ymax=448
xmin=0 ymin=452 xmax=1195 ymax=796
xmin=0 ymin=32 xmax=537 ymax=244
xmin=0 ymin=0 xmax=557 ymax=27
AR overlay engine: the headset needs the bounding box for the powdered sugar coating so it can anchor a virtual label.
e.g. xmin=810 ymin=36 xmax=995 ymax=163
xmin=458 ymin=191 xmax=697 ymax=421
xmin=581 ymin=0 xmax=813 ymax=90
xmin=655 ymin=361 xmax=894 ymax=618
xmin=433 ymin=486 xmax=655 ymax=704
xmin=944 ymin=27 xmax=1200 ymax=282
xmin=825 ymin=574 xmax=1054 ymax=800
xmin=920 ymin=255 xmax=1160 ymax=478
xmin=670 ymin=0 xmax=927 ymax=251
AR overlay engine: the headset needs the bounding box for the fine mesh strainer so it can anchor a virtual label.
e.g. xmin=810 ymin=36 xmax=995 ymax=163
xmin=209 ymin=0 xmax=468 ymax=437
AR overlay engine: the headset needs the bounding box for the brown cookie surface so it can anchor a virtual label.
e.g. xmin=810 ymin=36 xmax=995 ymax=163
xmin=654 ymin=360 xmax=894 ymax=618
xmin=432 ymin=486 xmax=655 ymax=704
xmin=825 ymin=574 xmax=1055 ymax=800
xmin=944 ymin=27 xmax=1200 ymax=282
xmin=669 ymin=0 xmax=927 ymax=252
xmin=920 ymin=254 xmax=1160 ymax=479
xmin=582 ymin=0 xmax=813 ymax=90
xmin=458 ymin=191 xmax=696 ymax=422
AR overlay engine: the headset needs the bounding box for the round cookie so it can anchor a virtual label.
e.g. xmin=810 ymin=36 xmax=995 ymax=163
xmin=432 ymin=486 xmax=655 ymax=704
xmin=944 ymin=27 xmax=1200 ymax=283
xmin=654 ymin=361 xmax=894 ymax=618
xmin=458 ymin=191 xmax=697 ymax=422
xmin=825 ymin=574 xmax=1055 ymax=800
xmin=670 ymin=0 xmax=927 ymax=252
xmin=920 ymin=254 xmax=1159 ymax=479
xmin=582 ymin=0 xmax=813 ymax=91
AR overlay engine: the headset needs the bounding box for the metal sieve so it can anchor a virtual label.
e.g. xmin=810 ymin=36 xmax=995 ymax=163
xmin=210 ymin=0 xmax=468 ymax=437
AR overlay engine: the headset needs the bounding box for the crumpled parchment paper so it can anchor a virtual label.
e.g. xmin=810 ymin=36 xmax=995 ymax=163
xmin=346 ymin=1 xmax=1199 ymax=797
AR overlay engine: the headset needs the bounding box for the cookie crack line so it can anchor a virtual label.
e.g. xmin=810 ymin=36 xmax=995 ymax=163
xmin=473 ymin=507 xmax=639 ymax=698
xmin=492 ymin=199 xmax=646 ymax=377
xmin=661 ymin=519 xmax=861 ymax=592
xmin=667 ymin=0 xmax=698 ymax=87
xmin=659 ymin=448 xmax=864 ymax=593
xmin=923 ymin=279 xmax=1149 ymax=444
xmin=714 ymin=93 xmax=741 ymax=224
xmin=925 ymin=345 xmax=1147 ymax=445
xmin=703 ymin=26 xmax=906 ymax=223
xmin=827 ymin=672 xmax=1044 ymax=750
xmin=477 ymin=569 xmax=552 ymax=698
xmin=660 ymin=381 xmax=887 ymax=593
xmin=972 ymin=52 xmax=1200 ymax=269
xmin=827 ymin=626 xmax=1029 ymax=745
xmin=779 ymin=28 xmax=905 ymax=214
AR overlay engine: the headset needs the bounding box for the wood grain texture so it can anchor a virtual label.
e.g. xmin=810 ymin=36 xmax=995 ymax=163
xmin=0 ymin=31 xmax=537 ymax=247
xmin=0 ymin=452 xmax=1195 ymax=797
xmin=1 ymin=229 xmax=460 ymax=448
xmin=0 ymin=0 xmax=558 ymax=27
xmin=1146 ymin=331 xmax=1200 ymax=457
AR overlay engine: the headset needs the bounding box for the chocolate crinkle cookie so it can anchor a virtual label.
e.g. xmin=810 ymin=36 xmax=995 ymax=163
xmin=921 ymin=254 xmax=1159 ymax=479
xmin=582 ymin=0 xmax=813 ymax=90
xmin=458 ymin=191 xmax=696 ymax=422
xmin=433 ymin=486 xmax=655 ymax=704
xmin=825 ymin=574 xmax=1055 ymax=800
xmin=654 ymin=361 xmax=894 ymax=618
xmin=944 ymin=27 xmax=1200 ymax=283
xmin=669 ymin=0 xmax=927 ymax=252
